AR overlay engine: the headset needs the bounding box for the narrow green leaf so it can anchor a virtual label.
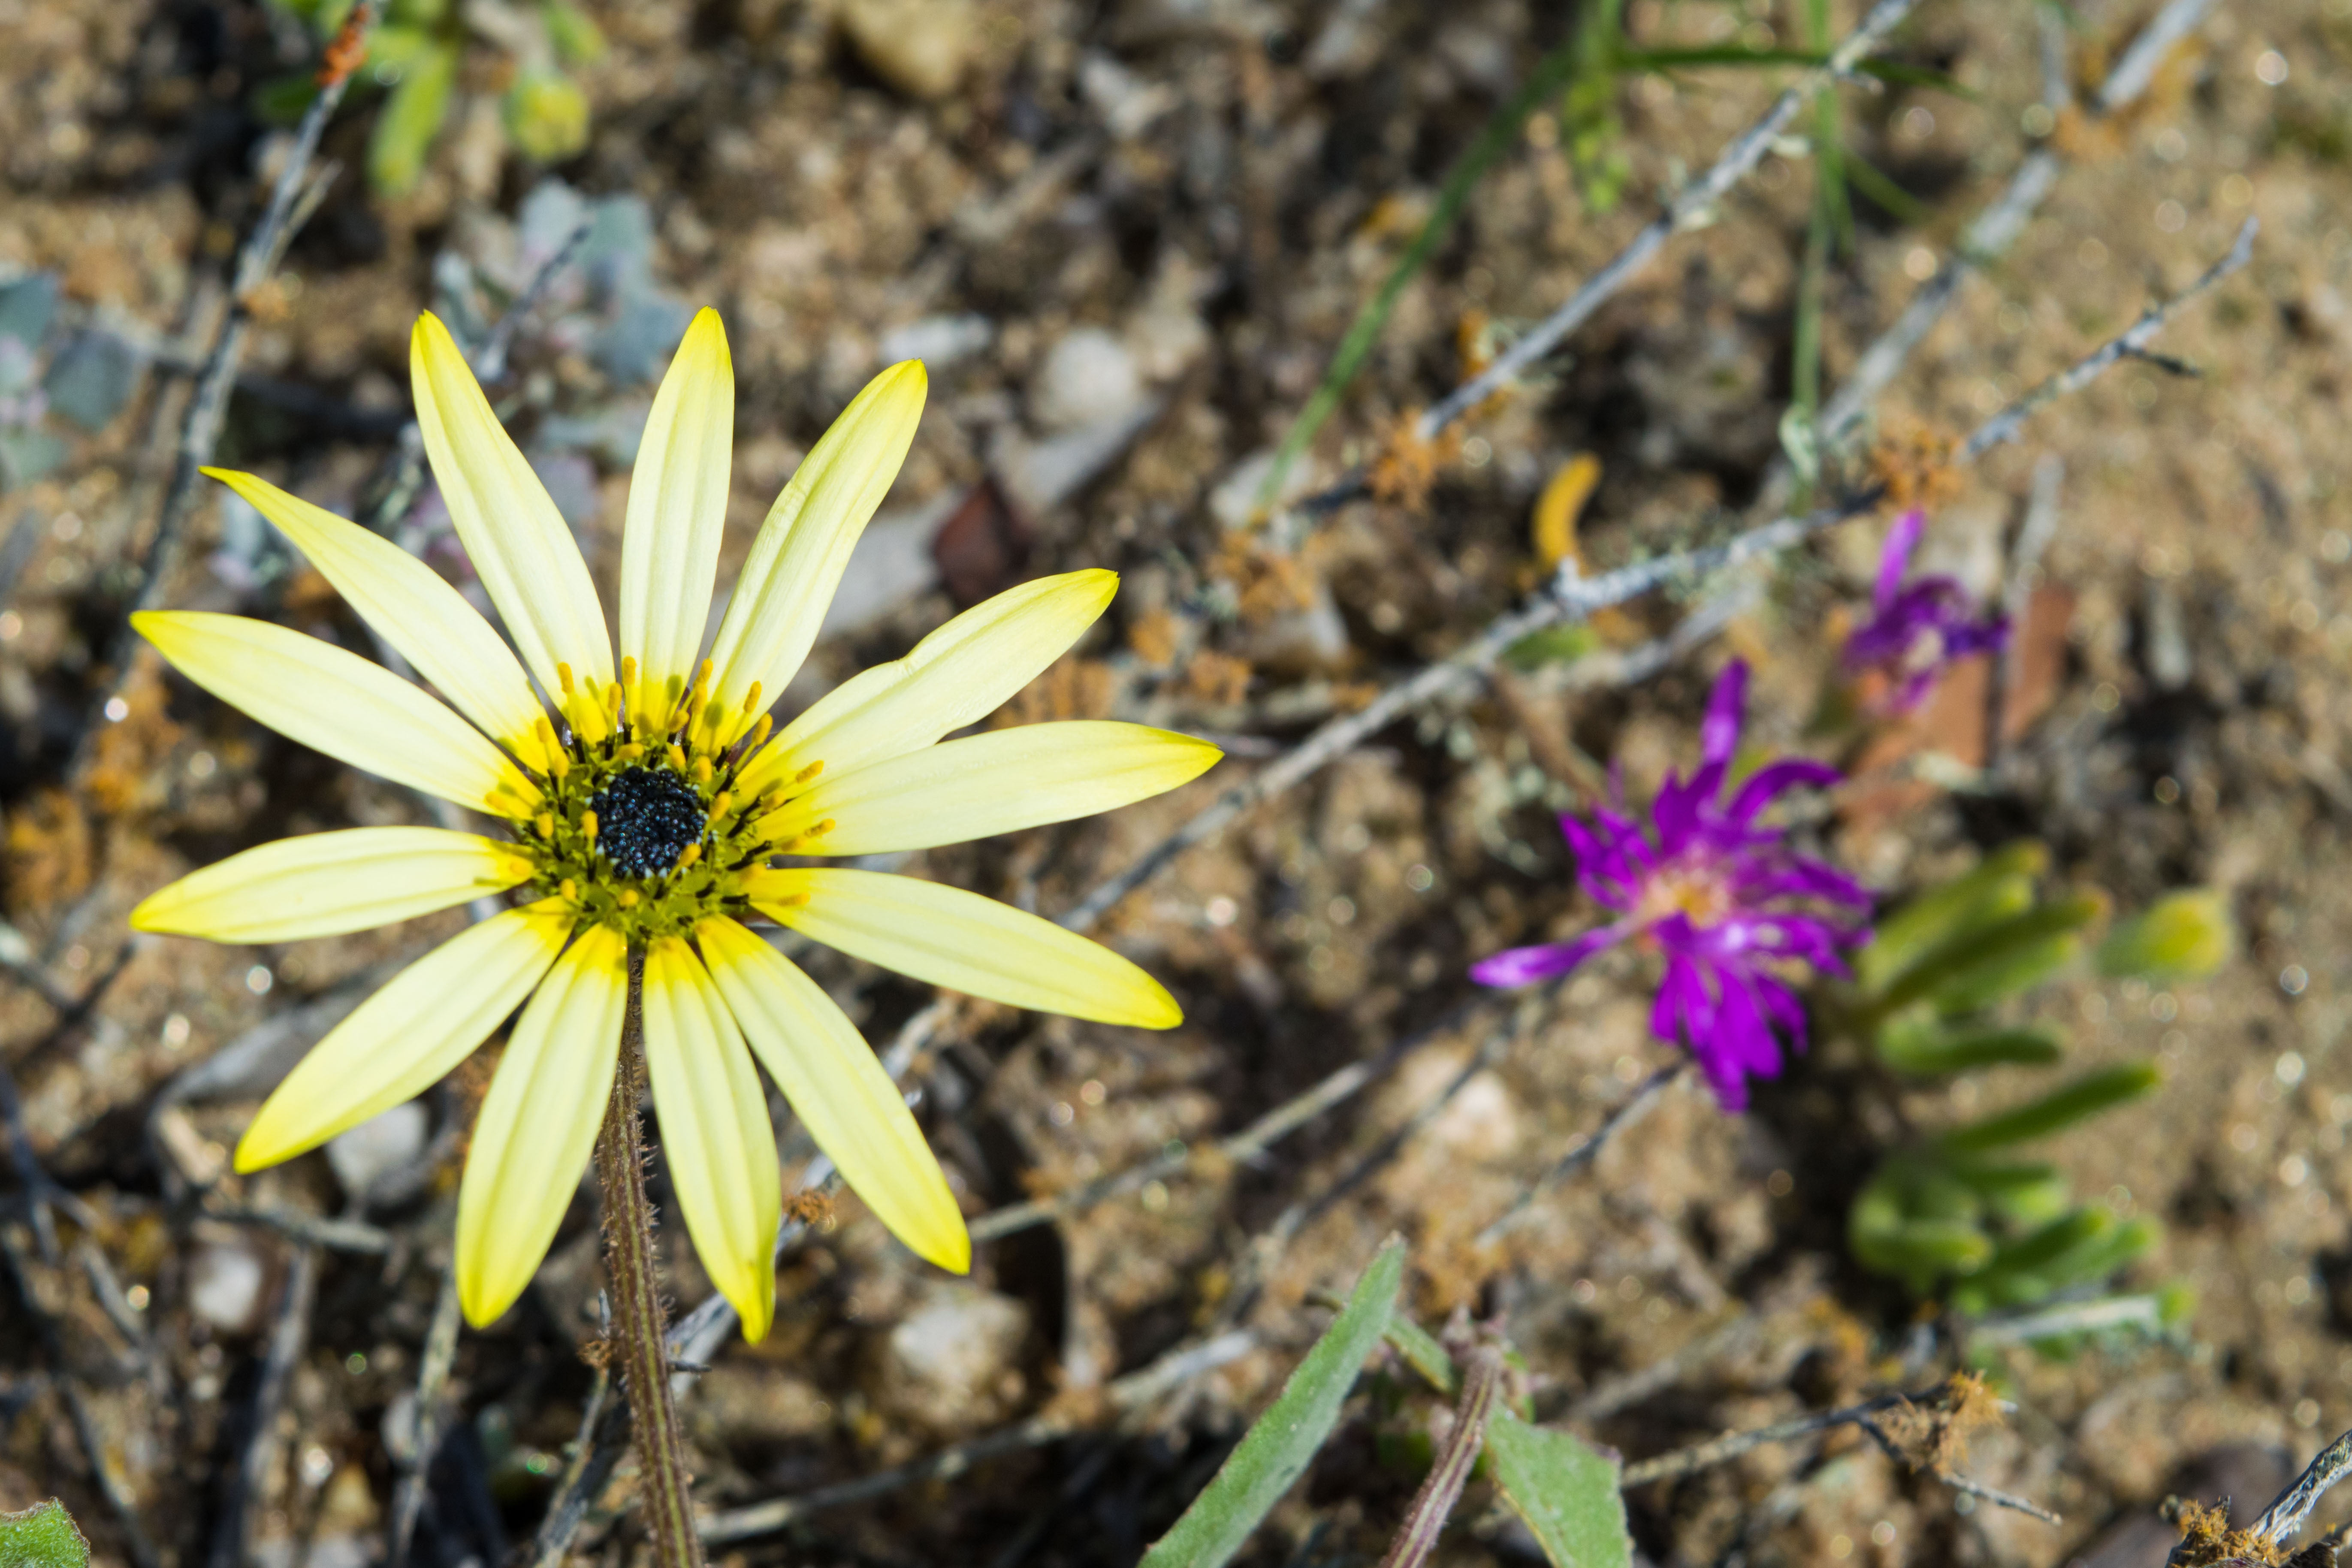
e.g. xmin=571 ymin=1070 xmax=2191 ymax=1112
xmin=1987 ymin=1208 xmax=2110 ymax=1276
xmin=367 ymin=41 xmax=458 ymax=194
xmin=1856 ymin=842 xmax=2046 ymax=994
xmin=1878 ymin=891 xmax=2106 ymax=1015
xmin=543 ymin=0 xmax=608 ymax=65
xmin=0 ymin=1501 xmax=90 ymax=1568
xmin=1940 ymin=1063 xmax=2162 ymax=1156
xmin=1140 ymin=1238 xmax=1406 ymax=1568
xmin=1382 ymin=1311 xmax=1459 ymax=1397
xmin=2038 ymin=1215 xmax=2158 ymax=1289
xmin=1946 ymin=1159 xmax=2068 ymax=1224
xmin=1842 ymin=153 xmax=1931 ymax=226
xmin=1485 ymin=1413 xmax=1632 ymax=1568
xmin=1878 ymin=1023 xmax=2064 ymax=1076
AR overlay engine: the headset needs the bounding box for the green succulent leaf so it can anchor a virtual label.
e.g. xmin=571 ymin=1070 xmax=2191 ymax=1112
xmin=1878 ymin=1021 xmax=2065 ymax=1076
xmin=2096 ymin=888 xmax=2234 ymax=981
xmin=1856 ymin=841 xmax=2046 ymax=994
xmin=1940 ymin=1062 xmax=2162 ymax=1156
xmin=368 ymin=40 xmax=459 ymax=193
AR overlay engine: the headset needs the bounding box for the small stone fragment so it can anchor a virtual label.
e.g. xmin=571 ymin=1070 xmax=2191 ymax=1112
xmin=325 ymin=1101 xmax=429 ymax=1205
xmin=866 ymin=1281 xmax=1030 ymax=1435
xmin=1028 ymin=328 xmax=1144 ymax=434
xmin=188 ymin=1239 xmax=267 ymax=1334
xmin=839 ymin=0 xmax=974 ymax=102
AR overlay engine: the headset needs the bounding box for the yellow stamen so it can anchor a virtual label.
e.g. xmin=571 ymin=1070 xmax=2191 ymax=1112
xmin=771 ymin=891 xmax=811 ymax=909
xmin=549 ymin=753 xmax=570 ymax=780
xmin=616 ymin=742 xmax=644 ymax=763
xmin=617 ymin=889 xmax=640 ymax=909
xmin=691 ymin=757 xmax=713 ymax=784
xmin=710 ymin=791 xmax=732 ymax=819
xmin=740 ymin=681 xmax=763 ymax=715
xmin=743 ymin=714 xmax=773 ymax=751
xmin=666 ymin=744 xmax=687 ymax=772
xmin=536 ymin=811 xmax=556 ymax=838
xmin=580 ymin=810 xmax=599 ymax=843
xmin=794 ymin=760 xmax=824 ymax=784
xmin=676 ymin=844 xmax=703 ymax=870
xmin=559 ymin=878 xmax=578 ymax=901
xmin=556 ymin=662 xmax=576 ymax=698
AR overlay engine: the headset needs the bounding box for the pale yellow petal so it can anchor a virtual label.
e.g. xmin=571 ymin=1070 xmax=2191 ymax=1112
xmin=135 ymin=611 xmax=539 ymax=816
xmin=750 ymin=867 xmax=1179 ymax=1029
xmin=696 ymin=915 xmax=967 ymax=1274
xmin=456 ymin=923 xmax=628 ymax=1327
xmin=235 ymin=900 xmax=573 ymax=1171
xmin=202 ymin=467 xmax=551 ymax=770
xmin=641 ymin=936 xmax=782 ymax=1341
xmin=619 ymin=310 xmax=733 ymax=708
xmin=134 ymin=828 xmax=532 ymax=943
xmin=704 ymin=362 xmax=925 ymax=735
xmin=737 ymin=570 xmax=1117 ymax=798
xmin=411 ymin=311 xmax=613 ymax=699
xmin=756 ymin=721 xmax=1220 ymax=856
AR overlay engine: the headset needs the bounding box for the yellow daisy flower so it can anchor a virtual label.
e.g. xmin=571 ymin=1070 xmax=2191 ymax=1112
xmin=130 ymin=310 xmax=1219 ymax=1339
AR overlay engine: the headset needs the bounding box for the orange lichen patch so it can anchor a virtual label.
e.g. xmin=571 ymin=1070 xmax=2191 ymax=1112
xmin=1367 ymin=409 xmax=1464 ymax=512
xmin=1126 ymin=608 xmax=1182 ymax=667
xmin=85 ymin=662 xmax=186 ymax=818
xmin=783 ymin=1187 xmax=836 ymax=1228
xmin=2165 ymin=1499 xmax=2282 ymax=1568
xmin=1208 ymin=534 xmax=1318 ymax=625
xmin=991 ymin=655 xmax=1115 ymax=727
xmin=1878 ymin=1371 xmax=2006 ymax=1476
xmin=1866 ymin=423 xmax=1962 ymax=515
xmin=1180 ymin=650 xmax=1253 ymax=707
xmin=6 ymin=788 xmax=94 ymax=912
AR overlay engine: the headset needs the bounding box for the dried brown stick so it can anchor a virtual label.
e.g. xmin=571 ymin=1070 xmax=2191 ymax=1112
xmin=388 ymin=1266 xmax=465 ymax=1568
xmin=1618 ymin=1391 xmax=1914 ymax=1486
xmin=73 ymin=6 xmax=376 ymax=778
xmin=1379 ymin=1343 xmax=1507 ymax=1568
xmin=970 ymin=995 xmax=1492 ymax=1245
xmin=1474 ymin=1064 xmax=1686 ymax=1247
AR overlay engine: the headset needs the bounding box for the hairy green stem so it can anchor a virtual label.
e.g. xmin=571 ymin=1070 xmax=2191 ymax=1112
xmin=594 ymin=952 xmax=706 ymax=1568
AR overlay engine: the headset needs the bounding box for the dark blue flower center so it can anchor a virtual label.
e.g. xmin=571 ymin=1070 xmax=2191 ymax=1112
xmin=589 ymin=766 xmax=707 ymax=877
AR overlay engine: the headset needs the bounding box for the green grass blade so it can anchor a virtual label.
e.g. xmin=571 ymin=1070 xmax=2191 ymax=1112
xmin=1842 ymin=152 xmax=1932 ymax=226
xmin=1139 ymin=1238 xmax=1406 ymax=1568
xmin=1940 ymin=1063 xmax=2162 ymax=1156
xmin=1255 ymin=31 xmax=1583 ymax=509
xmin=367 ymin=41 xmax=459 ymax=194
xmin=1485 ymin=1413 xmax=1633 ymax=1568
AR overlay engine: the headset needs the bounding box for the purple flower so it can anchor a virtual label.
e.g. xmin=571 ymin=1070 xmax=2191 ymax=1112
xmin=1842 ymin=510 xmax=2010 ymax=713
xmin=1470 ymin=662 xmax=1870 ymax=1109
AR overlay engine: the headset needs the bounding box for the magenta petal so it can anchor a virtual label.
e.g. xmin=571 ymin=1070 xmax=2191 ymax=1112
xmin=1700 ymin=660 xmax=1748 ymax=769
xmin=1470 ymin=925 xmax=1627 ymax=988
xmin=1875 ymin=510 xmax=1924 ymax=610
xmin=1725 ymin=759 xmax=1842 ymax=824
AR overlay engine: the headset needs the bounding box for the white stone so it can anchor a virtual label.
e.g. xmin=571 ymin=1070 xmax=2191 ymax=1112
xmin=870 ymin=1282 xmax=1030 ymax=1433
xmin=188 ymin=1240 xmax=266 ymax=1333
xmin=878 ymin=313 xmax=994 ymax=372
xmin=1028 ymin=328 xmax=1144 ymax=434
xmin=325 ymin=1100 xmax=429 ymax=1204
